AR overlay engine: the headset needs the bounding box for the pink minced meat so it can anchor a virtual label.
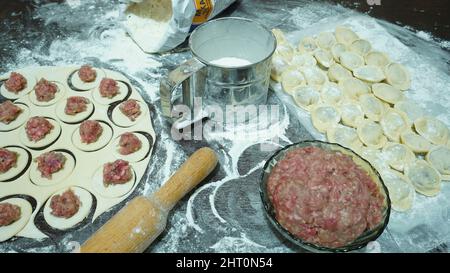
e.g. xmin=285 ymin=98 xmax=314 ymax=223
xmin=79 ymin=120 xmax=103 ymax=144
xmin=103 ymin=159 xmax=132 ymax=186
xmin=267 ymin=146 xmax=385 ymax=248
xmin=34 ymin=78 xmax=57 ymax=102
xmin=119 ymin=99 xmax=141 ymax=121
xmin=78 ymin=65 xmax=97 ymax=83
xmin=0 ymin=148 xmax=18 ymax=173
xmin=0 ymin=203 xmax=21 ymax=227
xmin=4 ymin=72 xmax=27 ymax=93
xmin=35 ymin=151 xmax=66 ymax=179
xmin=65 ymin=96 xmax=89 ymax=115
xmin=119 ymin=133 xmax=142 ymax=155
xmin=50 ymin=189 xmax=81 ymax=219
xmin=25 ymin=116 xmax=54 ymax=142
xmin=99 ymin=78 xmax=119 ymax=98
xmin=0 ymin=100 xmax=22 ymax=124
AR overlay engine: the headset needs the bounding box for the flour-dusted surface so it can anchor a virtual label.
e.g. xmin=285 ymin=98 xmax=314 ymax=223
xmin=0 ymin=0 xmax=449 ymax=253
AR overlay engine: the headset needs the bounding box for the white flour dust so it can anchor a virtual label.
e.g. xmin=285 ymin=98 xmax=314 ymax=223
xmin=210 ymin=57 xmax=252 ymax=67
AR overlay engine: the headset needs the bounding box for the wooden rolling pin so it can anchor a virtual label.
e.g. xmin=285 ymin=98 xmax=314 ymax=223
xmin=80 ymin=147 xmax=218 ymax=253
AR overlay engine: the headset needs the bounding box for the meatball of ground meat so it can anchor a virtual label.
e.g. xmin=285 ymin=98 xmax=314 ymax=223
xmin=103 ymin=159 xmax=132 ymax=185
xmin=25 ymin=116 xmax=54 ymax=142
xmin=79 ymin=120 xmax=103 ymax=144
xmin=119 ymin=133 xmax=142 ymax=155
xmin=99 ymin=78 xmax=119 ymax=98
xmin=0 ymin=203 xmax=21 ymax=227
xmin=65 ymin=96 xmax=89 ymax=115
xmin=0 ymin=148 xmax=18 ymax=173
xmin=78 ymin=65 xmax=97 ymax=83
xmin=0 ymin=100 xmax=22 ymax=125
xmin=35 ymin=151 xmax=66 ymax=179
xmin=119 ymin=99 xmax=141 ymax=121
xmin=34 ymin=78 xmax=57 ymax=102
xmin=50 ymin=189 xmax=81 ymax=219
xmin=4 ymin=72 xmax=27 ymax=93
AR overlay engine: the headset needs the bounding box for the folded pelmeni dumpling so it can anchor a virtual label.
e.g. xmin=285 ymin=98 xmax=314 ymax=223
xmin=298 ymin=36 xmax=318 ymax=54
xmin=381 ymin=170 xmax=415 ymax=212
xmin=372 ymin=83 xmax=405 ymax=105
xmin=382 ymin=142 xmax=415 ymax=172
xmin=349 ymin=39 xmax=372 ymax=56
xmin=275 ymin=43 xmax=294 ymax=62
xmin=358 ymin=147 xmax=386 ymax=173
xmin=358 ymin=94 xmax=386 ymax=122
xmin=327 ymin=124 xmax=363 ymax=151
xmin=335 ymin=26 xmax=359 ymax=46
xmin=271 ymin=54 xmax=290 ymax=82
xmin=339 ymin=101 xmax=364 ymax=128
xmin=414 ymin=116 xmax=449 ymax=145
xmin=365 ymin=51 xmax=390 ymax=67
xmin=320 ymin=82 xmax=344 ymax=105
xmin=314 ymin=49 xmax=334 ymax=68
xmin=400 ymin=130 xmax=432 ymax=153
xmin=316 ymin=32 xmax=336 ymax=50
xmin=404 ymin=160 xmax=441 ymax=197
xmin=384 ymin=63 xmax=411 ymax=91
xmin=328 ymin=63 xmax=352 ymax=83
xmin=339 ymin=78 xmax=370 ymax=100
xmin=331 ymin=43 xmax=346 ymax=62
xmin=353 ymin=65 xmax=385 ymax=83
xmin=271 ymin=28 xmax=288 ymax=44
xmin=394 ymin=100 xmax=424 ymax=125
xmin=426 ymin=146 xmax=450 ymax=180
xmin=281 ymin=68 xmax=306 ymax=95
xmin=291 ymin=53 xmax=317 ymax=67
xmin=339 ymin=51 xmax=365 ymax=71
xmin=291 ymin=85 xmax=321 ymax=111
xmin=380 ymin=109 xmax=410 ymax=142
xmin=311 ymin=104 xmax=340 ymax=133
xmin=357 ymin=119 xmax=387 ymax=149
xmin=301 ymin=66 xmax=328 ymax=88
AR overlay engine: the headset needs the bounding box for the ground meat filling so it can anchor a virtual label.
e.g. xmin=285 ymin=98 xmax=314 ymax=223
xmin=65 ymin=96 xmax=89 ymax=115
xmin=0 ymin=203 xmax=21 ymax=227
xmin=25 ymin=116 xmax=54 ymax=142
xmin=79 ymin=120 xmax=103 ymax=144
xmin=4 ymin=72 xmax=27 ymax=93
xmin=78 ymin=65 xmax=97 ymax=83
xmin=35 ymin=151 xmax=66 ymax=179
xmin=103 ymin=159 xmax=132 ymax=186
xmin=99 ymin=78 xmax=119 ymax=98
xmin=119 ymin=133 xmax=142 ymax=155
xmin=267 ymin=146 xmax=385 ymax=248
xmin=0 ymin=100 xmax=23 ymax=124
xmin=119 ymin=99 xmax=141 ymax=121
xmin=50 ymin=189 xmax=81 ymax=219
xmin=34 ymin=78 xmax=58 ymax=102
xmin=0 ymin=148 xmax=18 ymax=173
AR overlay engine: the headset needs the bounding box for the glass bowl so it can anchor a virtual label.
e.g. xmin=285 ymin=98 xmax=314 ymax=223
xmin=260 ymin=140 xmax=391 ymax=252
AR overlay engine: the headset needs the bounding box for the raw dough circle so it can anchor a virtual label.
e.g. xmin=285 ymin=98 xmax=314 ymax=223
xmin=29 ymin=81 xmax=66 ymax=107
xmin=335 ymin=26 xmax=359 ymax=46
xmin=19 ymin=118 xmax=61 ymax=149
xmin=404 ymin=160 xmax=441 ymax=197
xmin=384 ymin=63 xmax=411 ymax=91
xmin=0 ymin=146 xmax=30 ymax=182
xmin=297 ymin=36 xmax=317 ymax=54
xmin=382 ymin=142 xmax=415 ymax=172
xmin=291 ymin=85 xmax=321 ymax=111
xmin=339 ymin=51 xmax=364 ymax=71
xmin=290 ymin=53 xmax=317 ymax=67
xmin=111 ymin=100 xmax=148 ymax=127
xmin=92 ymin=81 xmax=129 ymax=105
xmin=381 ymin=171 xmax=415 ymax=212
xmin=92 ymin=165 xmax=135 ymax=198
xmin=311 ymin=104 xmax=340 ymax=133
xmin=70 ymin=67 xmax=106 ymax=90
xmin=339 ymin=78 xmax=369 ymax=100
xmin=29 ymin=151 xmax=75 ymax=187
xmin=326 ymin=124 xmax=363 ymax=152
xmin=365 ymin=51 xmax=390 ymax=67
xmin=353 ymin=65 xmax=385 ymax=83
xmin=414 ymin=117 xmax=449 ymax=145
xmin=0 ymin=71 xmax=37 ymax=100
xmin=316 ymin=32 xmax=336 ymax=50
xmin=72 ymin=121 xmax=113 ymax=152
xmin=320 ymin=82 xmax=344 ymax=105
xmin=426 ymin=146 xmax=450 ymax=180
xmin=349 ymin=39 xmax=372 ymax=56
xmin=43 ymin=186 xmax=93 ymax=230
xmin=0 ymin=198 xmax=33 ymax=242
xmin=372 ymin=83 xmax=404 ymax=105
xmin=112 ymin=132 xmax=150 ymax=162
xmin=328 ymin=63 xmax=352 ymax=83
xmin=0 ymin=103 xmax=30 ymax=132
xmin=55 ymin=97 xmax=94 ymax=124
